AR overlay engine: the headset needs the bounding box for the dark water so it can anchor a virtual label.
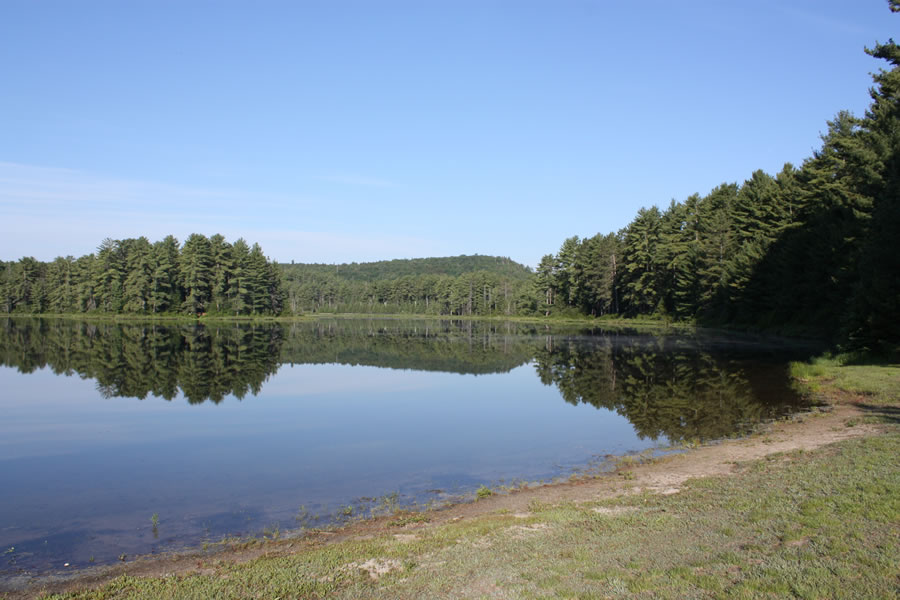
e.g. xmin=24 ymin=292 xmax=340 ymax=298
xmin=0 ymin=318 xmax=811 ymax=579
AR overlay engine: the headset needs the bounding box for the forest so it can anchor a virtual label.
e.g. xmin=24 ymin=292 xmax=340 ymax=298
xmin=280 ymin=255 xmax=534 ymax=316
xmin=533 ymin=29 xmax=900 ymax=351
xmin=0 ymin=233 xmax=285 ymax=317
xmin=1 ymin=19 xmax=897 ymax=351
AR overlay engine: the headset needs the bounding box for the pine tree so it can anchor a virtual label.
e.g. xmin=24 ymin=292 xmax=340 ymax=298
xmin=732 ymin=170 xmax=782 ymax=247
xmin=209 ymin=234 xmax=234 ymax=314
xmin=244 ymin=243 xmax=266 ymax=314
xmin=93 ymin=238 xmax=126 ymax=312
xmin=618 ymin=207 xmax=662 ymax=316
xmin=555 ymin=236 xmax=580 ymax=308
xmin=576 ymin=232 xmax=620 ymax=316
xmin=695 ymin=183 xmax=737 ymax=317
xmin=846 ymin=29 xmax=900 ymax=349
xmin=229 ymin=238 xmax=251 ymax=315
xmin=74 ymin=254 xmax=96 ymax=312
xmin=179 ymin=234 xmax=214 ymax=315
xmin=534 ymin=254 xmax=558 ymax=316
xmin=122 ymin=237 xmax=153 ymax=313
xmin=46 ymin=256 xmax=76 ymax=313
xmin=150 ymin=236 xmax=180 ymax=314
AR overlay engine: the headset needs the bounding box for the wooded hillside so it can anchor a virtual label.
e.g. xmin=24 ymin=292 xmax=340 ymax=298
xmin=279 ymin=255 xmax=533 ymax=315
xmin=282 ymin=255 xmax=531 ymax=282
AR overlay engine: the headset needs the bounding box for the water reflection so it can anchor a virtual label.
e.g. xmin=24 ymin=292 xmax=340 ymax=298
xmin=532 ymin=334 xmax=806 ymax=442
xmin=0 ymin=318 xmax=807 ymax=443
xmin=0 ymin=317 xmax=811 ymax=578
xmin=0 ymin=319 xmax=282 ymax=404
xmin=279 ymin=319 xmax=537 ymax=374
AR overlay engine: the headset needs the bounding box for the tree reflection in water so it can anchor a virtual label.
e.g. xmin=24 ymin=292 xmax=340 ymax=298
xmin=1 ymin=318 xmax=809 ymax=439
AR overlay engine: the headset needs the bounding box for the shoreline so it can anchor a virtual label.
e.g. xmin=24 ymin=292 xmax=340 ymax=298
xmin=4 ymin=374 xmax=893 ymax=599
xmin=2 ymin=313 xmax=824 ymax=351
xmin=1 ymin=311 xmax=683 ymax=327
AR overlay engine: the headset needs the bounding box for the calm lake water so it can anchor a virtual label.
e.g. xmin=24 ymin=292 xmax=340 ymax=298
xmin=0 ymin=318 xmax=811 ymax=578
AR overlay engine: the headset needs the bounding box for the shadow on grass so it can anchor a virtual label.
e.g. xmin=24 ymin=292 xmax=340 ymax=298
xmin=854 ymin=402 xmax=900 ymax=424
xmin=836 ymin=351 xmax=898 ymax=366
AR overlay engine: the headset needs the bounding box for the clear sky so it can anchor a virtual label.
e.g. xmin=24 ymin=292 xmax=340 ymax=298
xmin=1 ymin=0 xmax=894 ymax=268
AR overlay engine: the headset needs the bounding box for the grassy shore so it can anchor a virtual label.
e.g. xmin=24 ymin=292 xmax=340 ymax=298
xmin=9 ymin=355 xmax=899 ymax=600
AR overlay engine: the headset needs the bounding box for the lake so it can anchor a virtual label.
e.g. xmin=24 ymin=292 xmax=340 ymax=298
xmin=0 ymin=317 xmax=811 ymax=578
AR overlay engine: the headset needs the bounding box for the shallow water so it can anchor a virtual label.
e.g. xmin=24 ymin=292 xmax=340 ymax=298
xmin=0 ymin=318 xmax=809 ymax=577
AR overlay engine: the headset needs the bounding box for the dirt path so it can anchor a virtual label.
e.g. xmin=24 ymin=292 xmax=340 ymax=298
xmin=5 ymin=396 xmax=876 ymax=599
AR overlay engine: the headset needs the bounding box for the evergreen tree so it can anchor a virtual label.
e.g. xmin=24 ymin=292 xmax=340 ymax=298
xmin=846 ymin=30 xmax=900 ymax=349
xmin=695 ymin=183 xmax=737 ymax=317
xmin=229 ymin=238 xmax=251 ymax=315
xmin=666 ymin=195 xmax=704 ymax=318
xmin=209 ymin=234 xmax=234 ymax=314
xmin=555 ymin=236 xmax=580 ymax=308
xmin=122 ymin=237 xmax=153 ymax=313
xmin=46 ymin=256 xmax=76 ymax=313
xmin=0 ymin=262 xmax=12 ymax=313
xmin=13 ymin=257 xmax=45 ymax=312
xmin=732 ymin=170 xmax=782 ymax=247
xmin=534 ymin=254 xmax=558 ymax=316
xmin=74 ymin=254 xmax=97 ymax=312
xmin=655 ymin=200 xmax=691 ymax=318
xmin=618 ymin=207 xmax=662 ymax=315
xmin=93 ymin=238 xmax=126 ymax=312
xmin=246 ymin=243 xmax=270 ymax=314
xmin=179 ymin=234 xmax=214 ymax=315
xmin=150 ymin=235 xmax=180 ymax=314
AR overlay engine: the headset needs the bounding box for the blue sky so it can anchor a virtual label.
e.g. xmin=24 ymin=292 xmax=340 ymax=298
xmin=1 ymin=0 xmax=894 ymax=268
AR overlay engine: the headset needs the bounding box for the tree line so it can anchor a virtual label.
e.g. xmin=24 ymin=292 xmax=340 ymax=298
xmin=536 ymin=22 xmax=900 ymax=350
xmin=0 ymin=233 xmax=285 ymax=316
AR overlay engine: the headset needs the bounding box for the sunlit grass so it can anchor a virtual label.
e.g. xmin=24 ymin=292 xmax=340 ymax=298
xmin=791 ymin=353 xmax=900 ymax=406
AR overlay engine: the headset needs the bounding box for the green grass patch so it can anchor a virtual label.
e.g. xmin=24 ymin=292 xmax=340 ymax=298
xmin=791 ymin=353 xmax=900 ymax=408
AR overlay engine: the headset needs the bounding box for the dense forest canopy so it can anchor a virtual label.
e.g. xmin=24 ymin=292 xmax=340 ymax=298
xmin=0 ymin=233 xmax=284 ymax=316
xmin=2 ymin=5 xmax=898 ymax=350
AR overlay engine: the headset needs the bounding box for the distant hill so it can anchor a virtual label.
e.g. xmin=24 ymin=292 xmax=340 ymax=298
xmin=279 ymin=255 xmax=535 ymax=315
xmin=280 ymin=255 xmax=532 ymax=282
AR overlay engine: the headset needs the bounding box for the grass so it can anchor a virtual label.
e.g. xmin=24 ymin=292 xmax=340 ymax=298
xmin=475 ymin=485 xmax=494 ymax=500
xmin=791 ymin=353 xmax=900 ymax=430
xmin=261 ymin=524 xmax=280 ymax=541
xmin=387 ymin=512 xmax=430 ymax=527
xmin=791 ymin=353 xmax=900 ymax=405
